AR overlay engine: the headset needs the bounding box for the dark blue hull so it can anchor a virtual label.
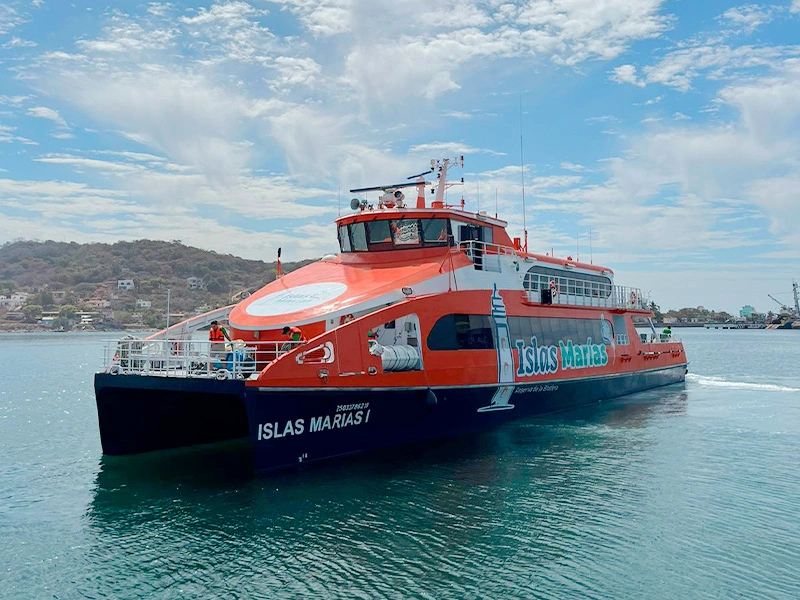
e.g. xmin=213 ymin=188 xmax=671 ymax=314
xmin=95 ymin=365 xmax=686 ymax=470
xmin=244 ymin=364 xmax=687 ymax=473
xmin=94 ymin=373 xmax=248 ymax=455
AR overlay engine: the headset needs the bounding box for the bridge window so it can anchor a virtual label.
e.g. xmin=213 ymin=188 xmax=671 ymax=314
xmin=422 ymin=219 xmax=450 ymax=245
xmin=367 ymin=220 xmax=393 ymax=249
xmin=338 ymin=224 xmax=351 ymax=252
xmin=349 ymin=222 xmax=368 ymax=251
xmin=339 ymin=219 xmax=454 ymax=252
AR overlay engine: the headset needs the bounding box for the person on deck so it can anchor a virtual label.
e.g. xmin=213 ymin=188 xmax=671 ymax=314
xmin=282 ymin=325 xmax=306 ymax=344
xmin=209 ymin=320 xmax=231 ymax=365
xmin=661 ymin=325 xmax=672 ymax=341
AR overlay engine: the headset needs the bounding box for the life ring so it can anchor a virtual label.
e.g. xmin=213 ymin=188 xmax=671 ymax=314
xmin=630 ymin=291 xmax=638 ymax=305
xmin=549 ymin=280 xmax=558 ymax=296
xmin=215 ymin=369 xmax=232 ymax=381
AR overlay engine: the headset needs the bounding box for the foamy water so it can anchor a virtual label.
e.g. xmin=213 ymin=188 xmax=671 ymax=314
xmin=687 ymin=373 xmax=800 ymax=393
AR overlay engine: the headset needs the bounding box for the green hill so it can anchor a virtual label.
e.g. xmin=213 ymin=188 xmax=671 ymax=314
xmin=0 ymin=239 xmax=312 ymax=329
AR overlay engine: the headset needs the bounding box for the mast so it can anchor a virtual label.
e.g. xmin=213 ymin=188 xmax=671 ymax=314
xmin=432 ymin=156 xmax=463 ymax=207
xmin=794 ymin=280 xmax=799 ymax=315
xmin=519 ymin=96 xmax=528 ymax=252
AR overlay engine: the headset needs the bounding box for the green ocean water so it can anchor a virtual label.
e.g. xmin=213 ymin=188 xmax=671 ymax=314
xmin=1 ymin=328 xmax=798 ymax=599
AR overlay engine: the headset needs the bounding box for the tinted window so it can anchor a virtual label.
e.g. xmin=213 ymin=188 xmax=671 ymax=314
xmin=422 ymin=218 xmax=450 ymax=245
xmin=509 ymin=317 xmax=605 ymax=347
xmin=338 ymin=225 xmax=351 ymax=252
xmin=350 ymin=222 xmax=367 ymax=251
xmin=428 ymin=314 xmax=495 ymax=351
xmin=367 ymin=221 xmax=392 ymax=246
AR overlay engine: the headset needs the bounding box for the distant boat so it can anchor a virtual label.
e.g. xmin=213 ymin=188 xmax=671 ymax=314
xmin=766 ymin=281 xmax=800 ymax=329
xmin=704 ymin=322 xmax=740 ymax=329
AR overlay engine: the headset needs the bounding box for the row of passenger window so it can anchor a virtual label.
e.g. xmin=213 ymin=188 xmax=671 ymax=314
xmin=339 ymin=218 xmax=452 ymax=252
xmin=426 ymin=314 xmax=614 ymax=351
xmin=524 ymin=266 xmax=613 ymax=298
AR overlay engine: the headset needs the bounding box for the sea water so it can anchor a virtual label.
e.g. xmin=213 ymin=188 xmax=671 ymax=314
xmin=0 ymin=329 xmax=798 ymax=599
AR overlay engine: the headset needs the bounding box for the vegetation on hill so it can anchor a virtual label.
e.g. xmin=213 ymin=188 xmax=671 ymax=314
xmin=0 ymin=239 xmax=311 ymax=329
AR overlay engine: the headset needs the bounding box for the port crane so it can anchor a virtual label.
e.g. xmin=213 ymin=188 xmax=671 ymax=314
xmin=767 ymin=281 xmax=800 ymax=316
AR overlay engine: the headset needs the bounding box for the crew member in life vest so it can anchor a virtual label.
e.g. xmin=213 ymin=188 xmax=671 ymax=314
xmin=209 ymin=320 xmax=231 ymax=365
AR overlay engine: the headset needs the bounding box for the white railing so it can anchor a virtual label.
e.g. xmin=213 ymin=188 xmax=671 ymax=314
xmin=456 ymin=240 xmax=518 ymax=273
xmin=525 ymin=275 xmax=648 ymax=310
xmin=101 ymin=338 xmax=305 ymax=379
xmin=145 ymin=304 xmax=236 ymax=341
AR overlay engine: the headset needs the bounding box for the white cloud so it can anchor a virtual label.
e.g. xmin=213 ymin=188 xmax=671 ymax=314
xmin=0 ymin=4 xmax=23 ymax=35
xmin=26 ymin=106 xmax=68 ymax=128
xmin=631 ymin=44 xmax=800 ymax=92
xmin=0 ymin=124 xmax=36 ymax=145
xmin=269 ymin=0 xmax=352 ymax=37
xmin=611 ymin=64 xmax=645 ymax=86
xmin=2 ymin=36 xmax=36 ymax=48
xmin=270 ymin=56 xmax=322 ymax=90
xmin=793 ymin=0 xmax=800 ymax=14
xmin=718 ymin=5 xmax=774 ymax=34
xmin=76 ymin=18 xmax=177 ymax=53
xmin=408 ymin=142 xmax=505 ymax=157
xmin=442 ymin=110 xmax=473 ymax=120
xmin=0 ymin=95 xmax=31 ymax=106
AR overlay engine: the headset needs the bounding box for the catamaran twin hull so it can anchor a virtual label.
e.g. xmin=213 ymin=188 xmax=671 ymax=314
xmin=94 ymin=289 xmax=687 ymax=473
xmin=95 ymin=366 xmax=685 ymax=472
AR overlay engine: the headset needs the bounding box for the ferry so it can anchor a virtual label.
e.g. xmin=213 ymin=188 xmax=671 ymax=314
xmin=94 ymin=157 xmax=688 ymax=473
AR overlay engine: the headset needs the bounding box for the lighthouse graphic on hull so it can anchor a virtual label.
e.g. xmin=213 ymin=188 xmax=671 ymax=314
xmin=478 ymin=285 xmax=516 ymax=412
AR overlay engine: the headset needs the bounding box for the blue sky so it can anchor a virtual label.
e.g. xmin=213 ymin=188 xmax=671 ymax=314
xmin=1 ymin=0 xmax=799 ymax=314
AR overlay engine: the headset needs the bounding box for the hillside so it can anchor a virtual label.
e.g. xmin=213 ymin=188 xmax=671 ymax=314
xmin=0 ymin=239 xmax=312 ymax=330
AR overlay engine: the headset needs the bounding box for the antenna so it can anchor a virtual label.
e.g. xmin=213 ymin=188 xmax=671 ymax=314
xmin=519 ymin=95 xmax=527 ymax=252
xmin=495 ymin=189 xmax=498 ymax=219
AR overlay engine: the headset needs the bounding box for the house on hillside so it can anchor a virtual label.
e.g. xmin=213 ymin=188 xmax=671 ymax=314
xmin=86 ymin=298 xmax=111 ymax=309
xmin=186 ymin=276 xmax=204 ymax=290
xmin=117 ymin=280 xmax=134 ymax=292
xmin=10 ymin=292 xmax=29 ymax=307
xmin=1 ymin=293 xmax=28 ymax=310
xmin=93 ymin=284 xmax=110 ymax=299
xmin=136 ymin=299 xmax=152 ymax=309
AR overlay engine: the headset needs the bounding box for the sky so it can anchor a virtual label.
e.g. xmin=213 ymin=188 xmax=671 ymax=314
xmin=1 ymin=0 xmax=799 ymax=314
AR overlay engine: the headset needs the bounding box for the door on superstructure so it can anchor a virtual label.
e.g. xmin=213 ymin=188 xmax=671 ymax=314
xmin=459 ymin=224 xmax=484 ymax=269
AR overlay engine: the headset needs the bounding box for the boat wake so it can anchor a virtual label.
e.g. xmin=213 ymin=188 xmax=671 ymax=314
xmin=687 ymin=374 xmax=800 ymax=393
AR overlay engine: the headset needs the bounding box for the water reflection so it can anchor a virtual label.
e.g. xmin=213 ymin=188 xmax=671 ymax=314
xmin=84 ymin=384 xmax=687 ymax=598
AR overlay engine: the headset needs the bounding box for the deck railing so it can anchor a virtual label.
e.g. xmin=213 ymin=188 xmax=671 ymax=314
xmin=102 ymin=338 xmax=304 ymax=379
xmin=454 ymin=241 xmax=650 ymax=311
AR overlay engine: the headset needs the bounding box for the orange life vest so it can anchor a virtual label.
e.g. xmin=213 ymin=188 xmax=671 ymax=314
xmin=209 ymin=325 xmax=225 ymax=341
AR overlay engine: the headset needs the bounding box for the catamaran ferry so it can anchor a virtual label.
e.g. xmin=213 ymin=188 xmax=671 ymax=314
xmin=95 ymin=157 xmax=687 ymax=473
